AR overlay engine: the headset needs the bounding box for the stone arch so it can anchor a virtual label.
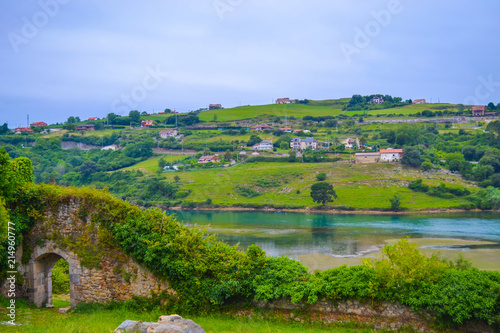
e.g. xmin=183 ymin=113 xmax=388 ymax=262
xmin=23 ymin=242 xmax=82 ymax=308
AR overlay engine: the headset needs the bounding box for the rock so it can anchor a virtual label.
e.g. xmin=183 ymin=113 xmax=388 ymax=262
xmin=58 ymin=307 xmax=71 ymax=313
xmin=114 ymin=320 xmax=154 ymax=333
xmin=115 ymin=316 xmax=204 ymax=333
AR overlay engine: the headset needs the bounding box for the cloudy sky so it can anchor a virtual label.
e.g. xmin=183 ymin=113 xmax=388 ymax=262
xmin=1 ymin=1 xmax=499 ymax=127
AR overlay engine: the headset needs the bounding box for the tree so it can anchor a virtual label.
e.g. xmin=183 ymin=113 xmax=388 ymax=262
xmin=129 ymin=110 xmax=141 ymax=124
xmin=288 ymin=151 xmax=296 ymax=162
xmin=66 ymin=116 xmax=76 ymax=124
xmin=107 ymin=113 xmax=118 ymax=125
xmin=389 ymin=193 xmax=402 ymax=211
xmin=310 ymin=182 xmax=337 ymax=206
xmin=213 ymin=115 xmax=218 ymax=122
xmin=0 ymin=123 xmax=8 ymax=135
xmin=224 ymin=150 xmax=232 ymax=161
xmin=79 ymin=160 xmax=98 ymax=180
xmin=158 ymin=157 xmax=167 ymax=170
xmin=280 ymin=142 xmax=289 ymax=150
xmin=316 ymin=172 xmax=327 ymax=181
xmin=421 ymin=160 xmax=433 ymax=171
xmin=401 ymin=147 xmax=422 ymax=167
xmin=247 ymin=135 xmax=262 ymax=147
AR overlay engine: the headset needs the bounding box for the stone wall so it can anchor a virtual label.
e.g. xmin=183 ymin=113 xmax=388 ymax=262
xmin=2 ymin=198 xmax=172 ymax=307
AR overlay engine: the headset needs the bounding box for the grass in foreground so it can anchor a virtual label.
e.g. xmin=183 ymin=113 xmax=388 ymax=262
xmin=0 ymin=302 xmax=375 ymax=333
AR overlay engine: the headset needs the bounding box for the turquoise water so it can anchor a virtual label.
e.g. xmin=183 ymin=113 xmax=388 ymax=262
xmin=169 ymin=211 xmax=500 ymax=259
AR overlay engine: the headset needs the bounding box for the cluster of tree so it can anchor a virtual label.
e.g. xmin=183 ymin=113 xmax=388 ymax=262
xmin=165 ymin=112 xmax=200 ymax=126
xmin=344 ymin=94 xmax=409 ymax=111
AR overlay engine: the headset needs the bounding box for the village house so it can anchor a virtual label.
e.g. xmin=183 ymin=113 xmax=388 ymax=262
xmin=380 ymin=149 xmax=403 ymax=162
xmin=276 ymin=98 xmax=291 ymax=104
xmin=209 ymin=104 xmax=222 ymax=110
xmin=75 ymin=124 xmax=95 ymax=131
xmin=197 ymin=155 xmax=220 ymax=164
xmin=279 ymin=127 xmax=293 ymax=132
xmin=141 ymin=120 xmax=154 ymax=127
xmin=355 ymin=152 xmax=380 ymax=164
xmin=15 ymin=127 xmax=33 ymax=133
xmin=290 ymin=137 xmax=318 ymax=151
xmin=250 ymin=124 xmax=273 ymax=131
xmin=342 ymin=138 xmax=360 ymax=150
xmin=30 ymin=121 xmax=47 ymax=127
xmin=370 ymin=96 xmax=384 ymax=104
xmin=87 ymin=117 xmax=98 ymax=121
xmin=253 ymin=140 xmax=273 ymax=151
xmin=472 ymin=106 xmax=485 ymax=116
xmin=412 ymin=99 xmax=426 ymax=105
xmin=159 ymin=129 xmax=178 ymax=139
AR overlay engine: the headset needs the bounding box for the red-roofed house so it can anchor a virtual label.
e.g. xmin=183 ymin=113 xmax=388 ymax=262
xmin=87 ymin=117 xmax=98 ymax=121
xmin=209 ymin=104 xmax=222 ymax=110
xmin=276 ymin=98 xmax=291 ymax=104
xmin=15 ymin=127 xmax=33 ymax=133
xmin=30 ymin=121 xmax=47 ymax=127
xmin=472 ymin=106 xmax=485 ymax=116
xmin=412 ymin=99 xmax=426 ymax=104
xmin=250 ymin=124 xmax=272 ymax=131
xmin=380 ymin=149 xmax=403 ymax=162
xmin=198 ymin=155 xmax=220 ymax=164
xmin=141 ymin=120 xmax=154 ymax=127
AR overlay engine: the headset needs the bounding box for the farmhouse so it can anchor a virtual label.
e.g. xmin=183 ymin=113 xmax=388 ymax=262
xmin=30 ymin=121 xmax=47 ymax=127
xmin=276 ymin=98 xmax=291 ymax=104
xmin=209 ymin=104 xmax=222 ymax=110
xmin=412 ymin=99 xmax=426 ymax=104
xmin=253 ymin=140 xmax=273 ymax=150
xmin=198 ymin=155 xmax=220 ymax=164
xmin=15 ymin=127 xmax=33 ymax=133
xmin=141 ymin=120 xmax=154 ymax=127
xmin=355 ymin=152 xmax=380 ymax=164
xmin=87 ymin=117 xmax=98 ymax=121
xmin=159 ymin=129 xmax=178 ymax=138
xmin=342 ymin=138 xmax=360 ymax=150
xmin=472 ymin=106 xmax=485 ymax=116
xmin=75 ymin=124 xmax=95 ymax=131
xmin=380 ymin=149 xmax=403 ymax=162
xmin=250 ymin=124 xmax=272 ymax=131
xmin=290 ymin=137 xmax=318 ymax=151
xmin=370 ymin=96 xmax=384 ymax=104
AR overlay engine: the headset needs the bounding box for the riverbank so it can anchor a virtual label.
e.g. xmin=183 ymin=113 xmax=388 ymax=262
xmin=167 ymin=205 xmax=488 ymax=215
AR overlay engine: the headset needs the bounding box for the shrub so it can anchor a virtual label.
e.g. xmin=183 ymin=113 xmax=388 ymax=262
xmin=235 ymin=185 xmax=260 ymax=198
xmin=315 ymin=172 xmax=327 ymax=181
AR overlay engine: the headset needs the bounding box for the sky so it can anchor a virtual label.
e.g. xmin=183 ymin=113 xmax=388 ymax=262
xmin=1 ymin=0 xmax=499 ymax=127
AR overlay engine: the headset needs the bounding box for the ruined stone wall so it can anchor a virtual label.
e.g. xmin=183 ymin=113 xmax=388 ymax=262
xmin=3 ymin=198 xmax=171 ymax=307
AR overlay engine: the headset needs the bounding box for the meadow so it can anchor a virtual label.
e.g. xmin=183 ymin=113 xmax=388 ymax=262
xmin=163 ymin=161 xmax=474 ymax=210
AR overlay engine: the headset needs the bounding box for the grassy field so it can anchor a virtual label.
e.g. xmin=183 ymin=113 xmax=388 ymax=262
xmin=197 ymin=102 xmax=458 ymax=122
xmin=168 ymin=162 xmax=475 ymax=210
xmin=1 ymin=299 xmax=374 ymax=333
xmin=121 ymin=155 xmax=190 ymax=173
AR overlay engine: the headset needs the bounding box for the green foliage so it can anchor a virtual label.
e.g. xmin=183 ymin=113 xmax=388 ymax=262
xmin=401 ymin=147 xmax=422 ymax=167
xmin=235 ymin=185 xmax=260 ymax=198
xmin=310 ymin=182 xmax=337 ymax=206
xmin=315 ymin=172 xmax=327 ymax=181
xmin=421 ymin=160 xmax=433 ymax=171
xmin=389 ymin=193 xmax=402 ymax=211
xmin=52 ymin=259 xmax=70 ymax=294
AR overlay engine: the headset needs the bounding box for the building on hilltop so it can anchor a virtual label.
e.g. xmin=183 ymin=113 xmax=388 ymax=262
xmin=472 ymin=106 xmax=485 ymax=116
xmin=159 ymin=129 xmax=178 ymax=138
xmin=198 ymin=155 xmax=220 ymax=164
xmin=355 ymin=152 xmax=380 ymax=164
xmin=370 ymin=96 xmax=384 ymax=104
xmin=290 ymin=137 xmax=318 ymax=151
xmin=380 ymin=149 xmax=403 ymax=162
xmin=209 ymin=104 xmax=222 ymax=110
xmin=76 ymin=124 xmax=95 ymax=131
xmin=252 ymin=140 xmax=273 ymax=151
xmin=250 ymin=124 xmax=272 ymax=131
xmin=412 ymin=99 xmax=426 ymax=104
xmin=15 ymin=127 xmax=33 ymax=133
xmin=30 ymin=121 xmax=47 ymax=127
xmin=342 ymin=138 xmax=360 ymax=150
xmin=141 ymin=120 xmax=154 ymax=127
xmin=276 ymin=98 xmax=291 ymax=104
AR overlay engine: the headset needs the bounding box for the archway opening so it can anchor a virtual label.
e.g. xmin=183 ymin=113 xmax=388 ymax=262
xmin=51 ymin=258 xmax=71 ymax=308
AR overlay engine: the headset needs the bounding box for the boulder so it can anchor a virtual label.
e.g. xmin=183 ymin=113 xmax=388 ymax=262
xmin=115 ymin=315 xmax=204 ymax=333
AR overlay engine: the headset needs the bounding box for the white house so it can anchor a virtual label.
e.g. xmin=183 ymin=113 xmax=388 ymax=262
xmin=290 ymin=137 xmax=318 ymax=151
xmin=342 ymin=138 xmax=360 ymax=150
xmin=253 ymin=140 xmax=273 ymax=150
xmin=380 ymin=149 xmax=403 ymax=162
xmin=160 ymin=129 xmax=178 ymax=139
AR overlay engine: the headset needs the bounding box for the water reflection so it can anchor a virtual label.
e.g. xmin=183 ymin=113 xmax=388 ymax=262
xmin=169 ymin=210 xmax=500 ymax=258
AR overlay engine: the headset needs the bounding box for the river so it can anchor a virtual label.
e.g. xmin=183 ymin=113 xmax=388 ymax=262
xmin=169 ymin=211 xmax=500 ymax=271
